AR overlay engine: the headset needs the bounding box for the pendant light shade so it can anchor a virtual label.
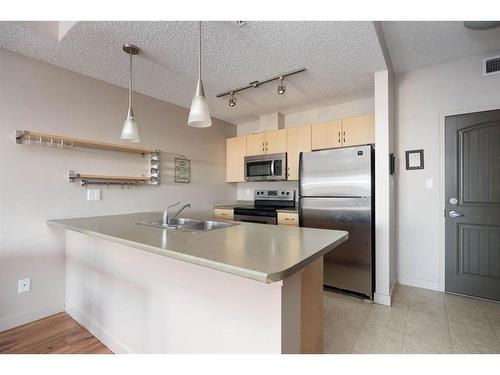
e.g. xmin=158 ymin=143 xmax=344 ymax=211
xmin=121 ymin=43 xmax=141 ymax=143
xmin=121 ymin=107 xmax=140 ymax=143
xmin=188 ymin=22 xmax=212 ymax=128
xmin=188 ymin=79 xmax=212 ymax=127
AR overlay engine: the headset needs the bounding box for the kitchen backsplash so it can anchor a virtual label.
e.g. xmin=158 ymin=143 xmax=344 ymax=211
xmin=237 ymin=181 xmax=299 ymax=201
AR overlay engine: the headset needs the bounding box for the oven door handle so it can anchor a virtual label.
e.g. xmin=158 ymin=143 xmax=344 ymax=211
xmin=234 ymin=214 xmax=277 ymax=225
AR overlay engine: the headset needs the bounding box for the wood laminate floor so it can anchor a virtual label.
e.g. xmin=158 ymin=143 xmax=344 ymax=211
xmin=0 ymin=312 xmax=112 ymax=354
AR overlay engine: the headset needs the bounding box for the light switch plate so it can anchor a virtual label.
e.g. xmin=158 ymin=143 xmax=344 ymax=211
xmin=18 ymin=278 xmax=31 ymax=293
xmin=87 ymin=189 xmax=101 ymax=201
xmin=425 ymin=178 xmax=434 ymax=189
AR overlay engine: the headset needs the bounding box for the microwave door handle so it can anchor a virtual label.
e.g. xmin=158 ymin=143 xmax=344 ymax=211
xmin=270 ymin=160 xmax=275 ymax=176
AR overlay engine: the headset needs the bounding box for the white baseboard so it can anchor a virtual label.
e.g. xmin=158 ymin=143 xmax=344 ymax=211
xmin=0 ymin=303 xmax=64 ymax=332
xmin=397 ymin=275 xmax=442 ymax=292
xmin=373 ymin=278 xmax=397 ymax=306
xmin=374 ymin=292 xmax=391 ymax=306
xmin=65 ymin=303 xmax=132 ymax=354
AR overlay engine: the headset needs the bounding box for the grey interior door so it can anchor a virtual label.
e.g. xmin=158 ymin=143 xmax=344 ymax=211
xmin=445 ymin=109 xmax=500 ymax=301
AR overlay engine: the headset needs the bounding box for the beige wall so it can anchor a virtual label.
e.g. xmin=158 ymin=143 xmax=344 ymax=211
xmin=0 ymin=48 xmax=236 ymax=330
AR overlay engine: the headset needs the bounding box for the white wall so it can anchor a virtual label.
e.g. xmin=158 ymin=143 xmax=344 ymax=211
xmin=0 ymin=49 xmax=236 ymax=331
xmin=236 ymin=98 xmax=375 ymax=201
xmin=374 ymin=70 xmax=397 ymax=306
xmin=396 ymin=52 xmax=500 ymax=291
xmin=65 ymin=231 xmax=297 ymax=353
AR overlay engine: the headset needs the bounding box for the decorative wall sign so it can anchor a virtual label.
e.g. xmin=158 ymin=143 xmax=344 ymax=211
xmin=405 ymin=149 xmax=424 ymax=170
xmin=175 ymin=158 xmax=191 ymax=183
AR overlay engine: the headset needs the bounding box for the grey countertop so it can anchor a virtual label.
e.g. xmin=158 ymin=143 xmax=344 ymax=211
xmin=276 ymin=207 xmax=299 ymax=213
xmin=48 ymin=212 xmax=348 ymax=284
xmin=213 ymin=201 xmax=252 ymax=209
xmin=214 ymin=202 xmax=298 ymax=213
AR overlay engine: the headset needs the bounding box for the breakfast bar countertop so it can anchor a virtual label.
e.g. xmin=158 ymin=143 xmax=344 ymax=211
xmin=48 ymin=212 xmax=348 ymax=284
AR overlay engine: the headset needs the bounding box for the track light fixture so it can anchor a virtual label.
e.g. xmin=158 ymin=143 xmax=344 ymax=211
xmin=228 ymin=92 xmax=236 ymax=107
xmin=277 ymin=76 xmax=286 ymax=95
xmin=216 ymin=67 xmax=306 ymax=100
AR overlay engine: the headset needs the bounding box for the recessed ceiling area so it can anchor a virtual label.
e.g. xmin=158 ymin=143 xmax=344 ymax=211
xmin=381 ymin=21 xmax=500 ymax=73
xmin=0 ymin=21 xmax=387 ymax=124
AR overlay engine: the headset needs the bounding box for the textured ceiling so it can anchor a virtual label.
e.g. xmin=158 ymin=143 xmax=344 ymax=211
xmin=381 ymin=21 xmax=500 ymax=73
xmin=0 ymin=21 xmax=387 ymax=124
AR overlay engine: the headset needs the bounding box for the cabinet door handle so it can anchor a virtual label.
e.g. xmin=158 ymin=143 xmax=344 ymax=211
xmin=284 ymin=217 xmax=295 ymax=221
xmin=343 ymin=131 xmax=346 ymax=144
xmin=266 ymin=141 xmax=268 ymax=151
xmin=338 ymin=131 xmax=341 ymax=144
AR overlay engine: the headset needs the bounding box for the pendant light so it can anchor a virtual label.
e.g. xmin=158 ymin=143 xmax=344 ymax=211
xmin=121 ymin=43 xmax=141 ymax=143
xmin=188 ymin=21 xmax=212 ymax=128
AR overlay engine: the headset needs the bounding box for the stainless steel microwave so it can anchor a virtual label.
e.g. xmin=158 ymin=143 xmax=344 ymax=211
xmin=244 ymin=153 xmax=287 ymax=181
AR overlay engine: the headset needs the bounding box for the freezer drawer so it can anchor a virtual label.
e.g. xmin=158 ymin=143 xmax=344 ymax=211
xmin=299 ymin=145 xmax=372 ymax=197
xmin=299 ymin=197 xmax=373 ymax=298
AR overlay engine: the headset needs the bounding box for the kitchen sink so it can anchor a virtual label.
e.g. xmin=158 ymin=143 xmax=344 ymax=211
xmin=137 ymin=218 xmax=238 ymax=232
xmin=177 ymin=220 xmax=236 ymax=231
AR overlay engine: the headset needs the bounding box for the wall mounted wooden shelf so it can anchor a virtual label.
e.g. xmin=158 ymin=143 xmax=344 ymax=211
xmin=16 ymin=130 xmax=162 ymax=187
xmin=15 ymin=130 xmax=157 ymax=154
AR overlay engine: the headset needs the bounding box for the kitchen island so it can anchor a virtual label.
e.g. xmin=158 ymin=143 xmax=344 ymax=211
xmin=48 ymin=212 xmax=348 ymax=354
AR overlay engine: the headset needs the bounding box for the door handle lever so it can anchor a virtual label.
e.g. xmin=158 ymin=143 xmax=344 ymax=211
xmin=449 ymin=210 xmax=464 ymax=218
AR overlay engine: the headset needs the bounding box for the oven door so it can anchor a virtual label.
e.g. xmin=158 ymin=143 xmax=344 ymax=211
xmin=245 ymin=153 xmax=286 ymax=181
xmin=234 ymin=211 xmax=277 ymax=225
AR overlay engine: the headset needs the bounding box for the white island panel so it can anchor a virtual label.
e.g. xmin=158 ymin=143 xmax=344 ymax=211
xmin=65 ymin=231 xmax=300 ymax=354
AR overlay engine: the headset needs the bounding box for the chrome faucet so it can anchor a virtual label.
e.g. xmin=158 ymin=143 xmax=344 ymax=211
xmin=163 ymin=202 xmax=191 ymax=227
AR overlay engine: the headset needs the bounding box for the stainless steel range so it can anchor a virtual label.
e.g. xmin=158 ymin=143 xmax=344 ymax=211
xmin=234 ymin=189 xmax=295 ymax=225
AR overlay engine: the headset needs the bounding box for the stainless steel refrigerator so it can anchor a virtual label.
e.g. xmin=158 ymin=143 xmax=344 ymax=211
xmin=299 ymin=145 xmax=374 ymax=299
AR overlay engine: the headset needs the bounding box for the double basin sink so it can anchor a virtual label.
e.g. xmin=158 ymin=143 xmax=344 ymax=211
xmin=139 ymin=218 xmax=238 ymax=232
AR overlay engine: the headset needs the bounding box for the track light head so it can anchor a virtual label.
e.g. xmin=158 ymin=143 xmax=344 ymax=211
xmin=277 ymin=77 xmax=286 ymax=95
xmin=229 ymin=92 xmax=236 ymax=107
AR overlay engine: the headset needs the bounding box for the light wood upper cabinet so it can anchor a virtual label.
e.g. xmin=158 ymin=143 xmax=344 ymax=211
xmin=265 ymin=129 xmax=287 ymax=154
xmin=342 ymin=115 xmax=375 ymax=147
xmin=224 ymin=114 xmax=374 ymax=183
xmin=247 ymin=130 xmax=286 ymax=155
xmin=246 ymin=133 xmax=266 ymax=156
xmin=226 ymin=136 xmax=246 ymax=182
xmin=287 ymin=125 xmax=311 ymax=180
xmin=311 ymin=120 xmax=342 ymax=150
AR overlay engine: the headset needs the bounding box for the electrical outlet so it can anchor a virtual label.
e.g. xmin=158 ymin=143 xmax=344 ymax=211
xmin=87 ymin=189 xmax=101 ymax=201
xmin=18 ymin=278 xmax=31 ymax=294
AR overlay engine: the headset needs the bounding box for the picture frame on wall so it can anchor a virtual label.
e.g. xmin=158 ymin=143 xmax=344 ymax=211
xmin=174 ymin=158 xmax=191 ymax=183
xmin=405 ymin=149 xmax=424 ymax=170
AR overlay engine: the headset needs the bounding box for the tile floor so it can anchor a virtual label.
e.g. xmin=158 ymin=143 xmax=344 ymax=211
xmin=323 ymin=284 xmax=500 ymax=354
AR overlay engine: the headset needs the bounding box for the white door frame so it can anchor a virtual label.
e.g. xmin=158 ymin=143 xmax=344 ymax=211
xmin=438 ymin=103 xmax=500 ymax=292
